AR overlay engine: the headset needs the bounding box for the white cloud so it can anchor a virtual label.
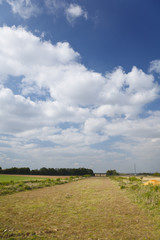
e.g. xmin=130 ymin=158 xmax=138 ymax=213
xmin=104 ymin=111 xmax=160 ymax=139
xmin=4 ymin=0 xmax=89 ymax=24
xmin=94 ymin=66 xmax=159 ymax=118
xmin=0 ymin=25 xmax=160 ymax=171
xmin=149 ymin=59 xmax=160 ymax=74
xmin=65 ymin=4 xmax=88 ymax=23
xmin=6 ymin=0 xmax=41 ymax=19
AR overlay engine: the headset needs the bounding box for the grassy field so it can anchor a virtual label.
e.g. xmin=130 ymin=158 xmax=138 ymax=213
xmin=0 ymin=175 xmax=47 ymax=183
xmin=0 ymin=175 xmax=83 ymax=196
xmin=0 ymin=175 xmax=73 ymax=182
xmin=0 ymin=177 xmax=160 ymax=239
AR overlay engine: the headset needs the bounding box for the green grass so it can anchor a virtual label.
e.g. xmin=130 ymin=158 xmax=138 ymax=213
xmin=0 ymin=175 xmax=45 ymax=183
xmin=0 ymin=175 xmax=85 ymax=196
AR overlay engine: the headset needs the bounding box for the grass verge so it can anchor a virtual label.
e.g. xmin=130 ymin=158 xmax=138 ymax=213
xmin=109 ymin=176 xmax=160 ymax=210
xmin=0 ymin=175 xmax=87 ymax=196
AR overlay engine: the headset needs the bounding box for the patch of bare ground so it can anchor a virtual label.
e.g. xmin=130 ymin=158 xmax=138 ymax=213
xmin=0 ymin=177 xmax=160 ymax=239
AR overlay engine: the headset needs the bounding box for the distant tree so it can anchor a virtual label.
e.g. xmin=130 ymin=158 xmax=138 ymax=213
xmin=0 ymin=166 xmax=94 ymax=176
xmin=3 ymin=167 xmax=18 ymax=174
xmin=106 ymin=169 xmax=119 ymax=176
xmin=153 ymin=172 xmax=160 ymax=177
xmin=39 ymin=167 xmax=48 ymax=175
xmin=2 ymin=167 xmax=30 ymax=175
xmin=30 ymin=169 xmax=40 ymax=175
xmin=18 ymin=167 xmax=30 ymax=175
xmin=137 ymin=172 xmax=152 ymax=176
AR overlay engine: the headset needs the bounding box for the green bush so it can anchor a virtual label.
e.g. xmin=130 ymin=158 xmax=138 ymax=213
xmin=106 ymin=170 xmax=119 ymax=176
xmin=153 ymin=172 xmax=160 ymax=177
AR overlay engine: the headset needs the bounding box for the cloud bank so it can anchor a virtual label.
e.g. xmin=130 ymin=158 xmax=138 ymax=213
xmin=0 ymin=25 xmax=160 ymax=172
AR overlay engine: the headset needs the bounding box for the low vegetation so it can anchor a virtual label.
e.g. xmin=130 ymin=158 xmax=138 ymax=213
xmin=0 ymin=177 xmax=160 ymax=239
xmin=106 ymin=169 xmax=119 ymax=176
xmin=110 ymin=176 xmax=160 ymax=209
xmin=0 ymin=175 xmax=88 ymax=196
xmin=0 ymin=175 xmax=45 ymax=183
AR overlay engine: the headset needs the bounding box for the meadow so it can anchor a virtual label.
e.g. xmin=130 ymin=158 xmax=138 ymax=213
xmin=0 ymin=176 xmax=160 ymax=239
xmin=0 ymin=175 xmax=47 ymax=183
xmin=0 ymin=175 xmax=83 ymax=196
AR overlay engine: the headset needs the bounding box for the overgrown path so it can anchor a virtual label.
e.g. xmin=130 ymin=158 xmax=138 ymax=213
xmin=0 ymin=177 xmax=159 ymax=239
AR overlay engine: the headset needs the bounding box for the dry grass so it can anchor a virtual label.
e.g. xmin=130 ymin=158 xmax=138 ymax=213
xmin=0 ymin=177 xmax=160 ymax=239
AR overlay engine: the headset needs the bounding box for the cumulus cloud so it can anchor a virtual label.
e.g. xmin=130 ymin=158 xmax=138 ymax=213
xmin=6 ymin=0 xmax=41 ymax=19
xmin=65 ymin=3 xmax=88 ymax=23
xmin=0 ymin=25 xmax=160 ymax=171
xmin=1 ymin=26 xmax=158 ymax=119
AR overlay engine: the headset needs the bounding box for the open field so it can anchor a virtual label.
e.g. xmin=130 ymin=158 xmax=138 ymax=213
xmin=0 ymin=175 xmax=47 ymax=183
xmin=0 ymin=177 xmax=160 ymax=239
xmin=0 ymin=175 xmax=83 ymax=196
xmin=0 ymin=175 xmax=72 ymax=183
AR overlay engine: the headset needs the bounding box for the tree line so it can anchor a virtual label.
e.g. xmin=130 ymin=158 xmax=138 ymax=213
xmin=106 ymin=169 xmax=119 ymax=176
xmin=0 ymin=166 xmax=94 ymax=176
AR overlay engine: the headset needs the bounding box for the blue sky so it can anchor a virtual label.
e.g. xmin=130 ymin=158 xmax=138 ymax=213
xmin=0 ymin=0 xmax=160 ymax=173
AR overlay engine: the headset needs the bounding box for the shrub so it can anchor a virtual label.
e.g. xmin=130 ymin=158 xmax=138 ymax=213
xmin=106 ymin=170 xmax=119 ymax=176
xmin=153 ymin=172 xmax=160 ymax=177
